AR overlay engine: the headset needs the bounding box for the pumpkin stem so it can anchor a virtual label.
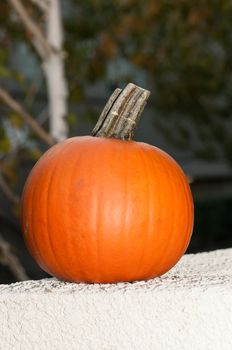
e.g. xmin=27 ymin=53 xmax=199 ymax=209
xmin=92 ymin=83 xmax=150 ymax=140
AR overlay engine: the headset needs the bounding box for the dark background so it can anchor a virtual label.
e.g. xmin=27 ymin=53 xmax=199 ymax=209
xmin=1 ymin=0 xmax=232 ymax=283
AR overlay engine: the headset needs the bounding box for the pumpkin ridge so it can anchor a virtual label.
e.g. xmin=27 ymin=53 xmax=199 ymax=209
xmin=65 ymin=141 xmax=85 ymax=280
xmin=24 ymin=171 xmax=40 ymax=265
xmin=99 ymin=141 xmax=126 ymax=282
xmin=64 ymin=143 xmax=85 ymax=278
xmin=150 ymin=149 xmax=177 ymax=276
xmin=168 ymin=162 xmax=193 ymax=262
xmin=165 ymin=155 xmax=181 ymax=272
xmin=179 ymin=171 xmax=194 ymax=254
xmin=118 ymin=142 xmax=130 ymax=280
xmin=135 ymin=144 xmax=152 ymax=278
xmin=44 ymin=142 xmax=73 ymax=278
xmin=171 ymin=169 xmax=193 ymax=270
xmin=123 ymin=144 xmax=131 ymax=279
xmin=155 ymin=153 xmax=190 ymax=275
xmin=88 ymin=142 xmax=102 ymax=282
xmin=144 ymin=148 xmax=169 ymax=277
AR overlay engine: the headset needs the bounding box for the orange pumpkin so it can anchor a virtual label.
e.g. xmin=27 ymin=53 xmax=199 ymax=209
xmin=20 ymin=84 xmax=194 ymax=283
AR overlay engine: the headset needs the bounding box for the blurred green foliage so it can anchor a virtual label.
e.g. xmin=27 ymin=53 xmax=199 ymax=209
xmin=1 ymin=0 xmax=232 ymax=214
xmin=66 ymin=0 xmax=232 ymax=160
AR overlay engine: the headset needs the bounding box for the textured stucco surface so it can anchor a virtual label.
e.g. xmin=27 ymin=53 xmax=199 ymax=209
xmin=0 ymin=248 xmax=232 ymax=350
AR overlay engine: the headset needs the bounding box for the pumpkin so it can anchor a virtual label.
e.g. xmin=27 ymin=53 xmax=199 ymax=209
xmin=20 ymin=84 xmax=194 ymax=283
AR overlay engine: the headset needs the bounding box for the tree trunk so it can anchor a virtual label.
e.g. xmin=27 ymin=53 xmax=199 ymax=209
xmin=44 ymin=0 xmax=68 ymax=141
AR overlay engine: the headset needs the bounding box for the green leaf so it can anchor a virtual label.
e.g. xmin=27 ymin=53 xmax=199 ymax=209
xmin=0 ymin=65 xmax=11 ymax=78
xmin=9 ymin=113 xmax=24 ymax=129
xmin=29 ymin=149 xmax=43 ymax=160
xmin=0 ymin=138 xmax=11 ymax=153
xmin=67 ymin=113 xmax=77 ymax=126
xmin=0 ymin=48 xmax=8 ymax=65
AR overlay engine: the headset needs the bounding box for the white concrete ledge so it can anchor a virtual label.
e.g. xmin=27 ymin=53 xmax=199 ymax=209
xmin=0 ymin=249 xmax=232 ymax=350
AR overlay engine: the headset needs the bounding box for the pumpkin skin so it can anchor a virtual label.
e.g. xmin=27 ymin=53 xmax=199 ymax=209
xmin=20 ymin=136 xmax=194 ymax=283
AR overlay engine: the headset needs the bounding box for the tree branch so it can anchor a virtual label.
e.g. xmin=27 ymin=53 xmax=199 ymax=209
xmin=0 ymin=173 xmax=19 ymax=205
xmin=44 ymin=0 xmax=68 ymax=141
xmin=8 ymin=0 xmax=53 ymax=60
xmin=0 ymin=88 xmax=56 ymax=146
xmin=0 ymin=235 xmax=29 ymax=281
xmin=30 ymin=0 xmax=50 ymax=13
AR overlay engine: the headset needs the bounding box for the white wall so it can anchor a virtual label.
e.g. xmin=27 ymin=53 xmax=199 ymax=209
xmin=0 ymin=248 xmax=231 ymax=350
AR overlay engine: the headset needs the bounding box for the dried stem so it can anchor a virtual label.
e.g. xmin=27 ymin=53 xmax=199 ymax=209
xmin=0 ymin=87 xmax=56 ymax=146
xmin=92 ymin=83 xmax=150 ymax=140
xmin=92 ymin=88 xmax=122 ymax=136
xmin=0 ymin=235 xmax=29 ymax=281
